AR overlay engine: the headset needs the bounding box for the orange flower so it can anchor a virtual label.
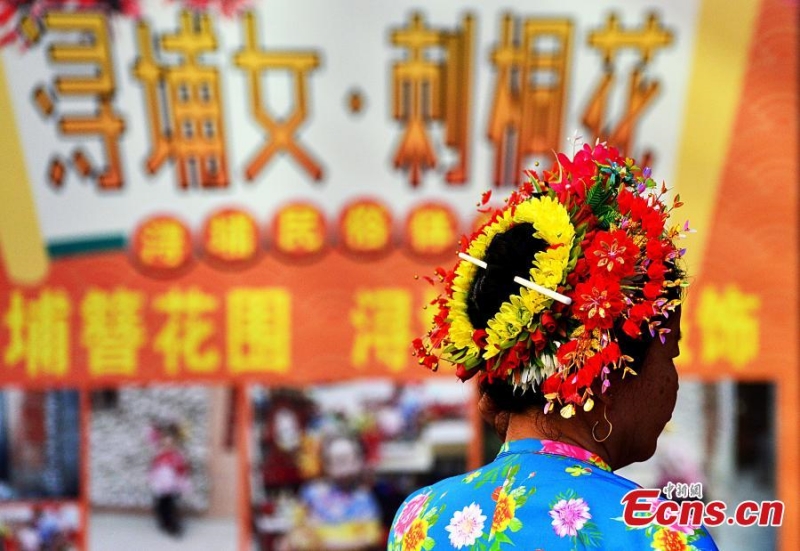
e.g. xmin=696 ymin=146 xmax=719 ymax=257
xmin=402 ymin=518 xmax=429 ymax=551
xmin=651 ymin=527 xmax=689 ymax=551
xmin=491 ymin=490 xmax=517 ymax=533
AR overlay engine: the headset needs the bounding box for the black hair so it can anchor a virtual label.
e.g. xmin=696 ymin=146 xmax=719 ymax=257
xmin=469 ymin=223 xmax=683 ymax=414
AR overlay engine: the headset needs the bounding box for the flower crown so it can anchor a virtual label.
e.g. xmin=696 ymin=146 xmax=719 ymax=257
xmin=413 ymin=142 xmax=688 ymax=418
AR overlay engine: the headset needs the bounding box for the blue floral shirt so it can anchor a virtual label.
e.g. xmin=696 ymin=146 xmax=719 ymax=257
xmin=389 ymin=438 xmax=718 ymax=550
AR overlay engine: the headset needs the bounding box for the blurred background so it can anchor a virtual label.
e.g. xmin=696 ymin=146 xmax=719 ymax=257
xmin=0 ymin=0 xmax=796 ymax=549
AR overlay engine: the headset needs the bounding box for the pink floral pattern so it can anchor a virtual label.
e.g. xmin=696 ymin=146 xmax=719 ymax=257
xmin=393 ymin=492 xmax=428 ymax=536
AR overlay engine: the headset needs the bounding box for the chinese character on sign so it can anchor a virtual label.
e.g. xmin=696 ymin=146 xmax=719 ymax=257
xmin=582 ymin=13 xmax=673 ymax=164
xmin=696 ymin=285 xmax=760 ymax=369
xmin=132 ymin=216 xmax=193 ymax=273
xmin=234 ymin=11 xmax=323 ymax=182
xmin=340 ymin=200 xmax=392 ymax=256
xmin=487 ymin=14 xmax=573 ymax=187
xmin=81 ymin=288 xmax=145 ymax=376
xmin=132 ymin=11 xmax=228 ymax=188
xmin=4 ymin=289 xmax=71 ymax=377
xmin=36 ymin=13 xmax=125 ymax=189
xmin=226 ymin=288 xmax=291 ymax=374
xmin=419 ymin=288 xmax=439 ymax=333
xmin=350 ymin=288 xmax=412 ymax=372
xmin=390 ymin=12 xmax=474 ymax=186
xmin=273 ymin=203 xmax=327 ymax=257
xmin=405 ymin=203 xmax=458 ymax=257
xmin=674 ymin=482 xmax=689 ymax=500
xmin=202 ymin=209 xmax=259 ymax=265
xmin=153 ymin=288 xmax=220 ymax=375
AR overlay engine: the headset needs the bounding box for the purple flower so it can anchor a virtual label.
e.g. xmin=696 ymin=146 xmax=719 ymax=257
xmin=550 ymin=497 xmax=592 ymax=537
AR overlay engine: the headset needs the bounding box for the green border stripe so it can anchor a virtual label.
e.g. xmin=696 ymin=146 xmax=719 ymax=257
xmin=47 ymin=235 xmax=127 ymax=258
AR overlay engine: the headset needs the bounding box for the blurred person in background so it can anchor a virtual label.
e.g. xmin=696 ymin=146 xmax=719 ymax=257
xmin=147 ymin=421 xmax=191 ymax=537
xmin=296 ymin=433 xmax=382 ymax=550
xmin=391 ymin=145 xmax=719 ymax=549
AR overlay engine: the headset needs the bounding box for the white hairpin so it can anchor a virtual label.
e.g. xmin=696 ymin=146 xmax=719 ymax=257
xmin=458 ymin=252 xmax=572 ymax=306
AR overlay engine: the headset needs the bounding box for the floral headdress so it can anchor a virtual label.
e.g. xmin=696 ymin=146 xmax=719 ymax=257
xmin=413 ymin=142 xmax=689 ymax=418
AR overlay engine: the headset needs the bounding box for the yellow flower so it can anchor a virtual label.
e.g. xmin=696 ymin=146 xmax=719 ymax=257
xmin=651 ymin=527 xmax=689 ymax=551
xmin=402 ymin=518 xmax=429 ymax=551
xmin=443 ymin=195 xmax=576 ymax=377
xmin=491 ymin=490 xmax=517 ymax=534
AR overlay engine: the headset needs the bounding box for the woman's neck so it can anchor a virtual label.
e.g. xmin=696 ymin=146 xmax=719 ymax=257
xmin=505 ymin=410 xmax=615 ymax=468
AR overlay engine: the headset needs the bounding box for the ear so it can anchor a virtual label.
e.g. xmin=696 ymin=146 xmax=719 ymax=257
xmin=478 ymin=392 xmax=509 ymax=440
xmin=586 ymin=383 xmax=615 ymax=426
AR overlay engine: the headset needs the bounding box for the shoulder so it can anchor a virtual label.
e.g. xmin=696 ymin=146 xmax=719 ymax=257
xmin=388 ymin=453 xmax=719 ymax=550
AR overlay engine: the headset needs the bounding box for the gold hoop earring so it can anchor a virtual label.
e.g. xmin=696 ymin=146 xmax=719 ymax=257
xmin=592 ymin=406 xmax=613 ymax=443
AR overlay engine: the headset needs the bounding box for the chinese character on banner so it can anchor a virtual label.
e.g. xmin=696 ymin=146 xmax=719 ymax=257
xmin=202 ymin=208 xmax=259 ymax=266
xmin=390 ymin=12 xmax=474 ymax=186
xmin=350 ymin=289 xmax=412 ymax=372
xmin=80 ymin=288 xmax=145 ymax=376
xmin=132 ymin=11 xmax=228 ymax=188
xmin=153 ymin=288 xmax=220 ymax=375
xmin=419 ymin=288 xmax=440 ymax=333
xmin=131 ymin=216 xmax=193 ymax=274
xmin=234 ymin=12 xmax=323 ymax=182
xmin=582 ymin=13 xmax=673 ymax=164
xmin=339 ymin=200 xmax=393 ymax=256
xmin=226 ymin=288 xmax=291 ymax=374
xmin=273 ymin=203 xmax=327 ymax=258
xmin=696 ymin=285 xmax=760 ymax=369
xmin=488 ymin=14 xmax=573 ymax=187
xmin=405 ymin=203 xmax=458 ymax=258
xmin=35 ymin=13 xmax=125 ymax=189
xmin=4 ymin=289 xmax=71 ymax=377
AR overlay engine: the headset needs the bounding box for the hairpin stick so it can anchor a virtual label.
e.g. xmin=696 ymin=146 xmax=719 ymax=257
xmin=513 ymin=276 xmax=572 ymax=305
xmin=458 ymin=252 xmax=572 ymax=305
xmin=457 ymin=252 xmax=487 ymax=269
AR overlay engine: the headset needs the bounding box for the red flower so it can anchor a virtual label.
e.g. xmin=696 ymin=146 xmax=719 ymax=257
xmin=572 ymin=277 xmax=625 ymax=330
xmin=560 ymin=375 xmax=581 ymax=404
xmin=622 ymin=318 xmax=642 ymax=338
xmin=647 ymin=261 xmax=667 ymax=281
xmin=617 ymin=188 xmax=635 ymax=214
xmin=641 ymin=210 xmax=666 ymax=238
xmin=573 ymin=204 xmax=598 ymax=227
xmin=456 ymin=363 xmax=480 ymax=381
xmin=646 ymin=240 xmax=668 ymax=262
xmin=622 ymin=303 xmax=655 ymax=337
xmin=585 ymin=230 xmax=638 ymax=278
xmin=496 ymin=341 xmax=530 ymax=377
xmin=541 ymin=374 xmax=562 ymax=395
xmin=556 ymin=340 xmax=579 ymax=366
xmin=566 ymin=258 xmax=590 ymax=288
xmin=472 ymin=329 xmax=488 ymax=348
xmin=630 ymin=302 xmax=654 ymax=323
xmin=601 ymin=342 xmax=621 ymax=363
xmin=576 ymin=354 xmax=603 ymax=387
xmin=530 ymin=328 xmax=547 ymax=352
xmin=644 ymin=280 xmax=664 ymax=300
xmin=541 ymin=311 xmax=557 ymax=333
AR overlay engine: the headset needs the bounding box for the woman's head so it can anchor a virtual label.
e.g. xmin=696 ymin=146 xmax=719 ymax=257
xmin=414 ymin=144 xmax=689 ymax=466
xmin=469 ymin=214 xmax=684 ymax=466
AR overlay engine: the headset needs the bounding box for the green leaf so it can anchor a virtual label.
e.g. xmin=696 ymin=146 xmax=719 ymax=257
xmin=422 ymin=537 xmax=435 ymax=550
xmin=585 ymin=183 xmax=615 ymax=216
xmin=576 ymin=520 xmax=604 ymax=547
xmin=508 ymin=518 xmax=523 ymax=532
xmin=495 ymin=531 xmax=514 ymax=545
